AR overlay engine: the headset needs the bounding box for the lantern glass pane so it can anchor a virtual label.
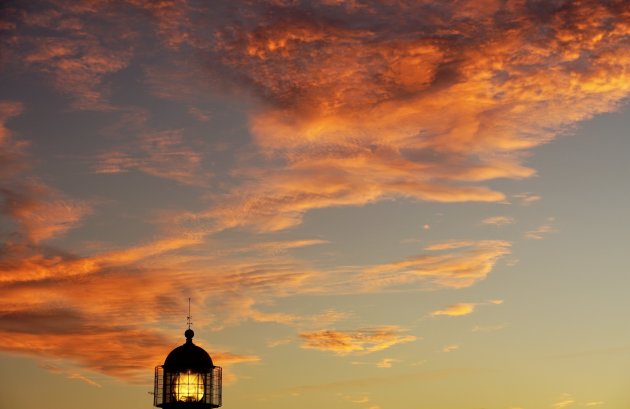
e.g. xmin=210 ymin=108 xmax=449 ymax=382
xmin=174 ymin=370 xmax=204 ymax=402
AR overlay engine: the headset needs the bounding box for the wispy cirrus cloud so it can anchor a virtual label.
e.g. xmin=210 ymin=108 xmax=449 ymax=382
xmin=0 ymin=101 xmax=28 ymax=178
xmin=525 ymin=217 xmax=556 ymax=240
xmin=375 ymin=358 xmax=399 ymax=368
xmin=553 ymin=393 xmax=575 ymax=409
xmin=0 ymin=181 xmax=92 ymax=243
xmin=95 ymin=129 xmax=210 ymax=186
xmin=0 ymin=317 xmax=259 ymax=383
xmin=299 ymin=327 xmax=417 ymax=355
xmin=39 ymin=362 xmax=104 ymax=388
xmin=0 ymin=101 xmax=92 ymax=243
xmin=513 ymin=192 xmax=542 ymax=207
xmin=441 ymin=344 xmax=459 ymax=353
xmin=482 ymin=216 xmax=515 ymax=227
xmin=0 ymin=100 xmax=23 ymax=144
xmin=356 ymin=240 xmax=511 ymax=291
xmin=0 ymin=229 xmax=365 ymax=380
xmin=4 ymin=1 xmax=136 ymax=110
xmin=278 ymin=367 xmax=488 ymax=394
xmin=0 ymin=235 xmax=263 ymax=381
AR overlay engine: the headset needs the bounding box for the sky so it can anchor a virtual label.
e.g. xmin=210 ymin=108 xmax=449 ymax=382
xmin=1 ymin=1 xmax=630 ymax=408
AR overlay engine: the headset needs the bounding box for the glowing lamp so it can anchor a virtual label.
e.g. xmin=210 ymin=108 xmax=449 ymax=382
xmin=154 ymin=328 xmax=222 ymax=408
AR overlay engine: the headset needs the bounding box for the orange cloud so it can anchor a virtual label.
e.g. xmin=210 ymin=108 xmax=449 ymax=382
xmin=183 ymin=0 xmax=630 ymax=233
xmin=357 ymin=240 xmax=511 ymax=291
xmin=0 ymin=237 xmax=269 ymax=381
xmin=1 ymin=182 xmax=92 ymax=243
xmin=2 ymin=1 xmax=624 ymax=390
xmin=6 ymin=1 xmax=625 ymax=236
xmin=431 ymin=299 xmax=503 ymax=317
xmin=432 ymin=303 xmax=476 ymax=317
xmin=300 ymin=327 xmax=417 ymax=355
xmin=5 ymin=3 xmax=134 ymax=110
xmin=0 ymin=219 xmax=361 ymax=381
xmin=0 ymin=322 xmax=257 ymax=382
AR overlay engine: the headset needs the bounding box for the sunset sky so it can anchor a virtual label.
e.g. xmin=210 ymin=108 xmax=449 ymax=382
xmin=1 ymin=1 xmax=630 ymax=408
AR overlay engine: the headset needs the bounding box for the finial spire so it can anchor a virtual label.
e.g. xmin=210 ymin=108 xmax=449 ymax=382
xmin=187 ymin=297 xmax=192 ymax=329
xmin=184 ymin=297 xmax=194 ymax=343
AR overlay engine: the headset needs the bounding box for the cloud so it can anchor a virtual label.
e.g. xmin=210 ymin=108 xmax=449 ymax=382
xmin=94 ymin=129 xmax=210 ymax=186
xmin=347 ymin=396 xmax=369 ymax=404
xmin=513 ymin=192 xmax=542 ymax=206
xmin=0 ymin=102 xmax=92 ymax=243
xmin=375 ymin=358 xmax=398 ymax=368
xmin=0 ymin=242 xmax=258 ymax=382
xmin=267 ymin=337 xmax=293 ymax=348
xmin=6 ymin=1 xmax=628 ymax=239
xmin=442 ymin=344 xmax=459 ymax=353
xmin=432 ymin=299 xmax=503 ymax=317
xmin=279 ymin=367 xmax=488 ymax=394
xmin=66 ymin=372 xmax=102 ymax=388
xmin=299 ymin=327 xmax=416 ymax=355
xmin=0 ymin=226 xmax=356 ymax=382
xmin=525 ymin=217 xmax=556 ymax=240
xmin=0 ymin=318 xmax=257 ymax=383
xmin=432 ymin=303 xmax=476 ymax=317
xmin=185 ymin=0 xmax=630 ymax=233
xmin=187 ymin=106 xmax=212 ymax=122
xmin=482 ymin=216 xmax=515 ymax=227
xmin=3 ymin=2 xmax=135 ymax=110
xmin=0 ymin=100 xmax=23 ymax=143
xmin=0 ymin=101 xmax=28 ymax=178
xmin=0 ymin=234 xmax=269 ymax=381
xmin=3 ymin=0 xmax=625 ymax=391
xmin=192 ymin=155 xmax=510 ymax=233
xmin=357 ymin=240 xmax=511 ymax=291
xmin=1 ymin=182 xmax=92 ymax=243
xmin=553 ymin=394 xmax=575 ymax=409
xmin=39 ymin=363 xmax=102 ymax=388
xmin=4 ymin=0 xmax=630 ymax=238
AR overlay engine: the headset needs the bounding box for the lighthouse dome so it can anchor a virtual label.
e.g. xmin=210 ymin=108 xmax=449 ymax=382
xmin=163 ymin=329 xmax=214 ymax=371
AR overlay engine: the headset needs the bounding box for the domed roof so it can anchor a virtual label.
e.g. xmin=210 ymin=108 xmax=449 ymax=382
xmin=164 ymin=329 xmax=214 ymax=371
